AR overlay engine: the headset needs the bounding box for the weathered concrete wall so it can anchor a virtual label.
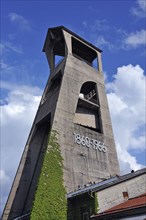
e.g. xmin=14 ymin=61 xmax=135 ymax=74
xmin=98 ymin=174 xmax=146 ymax=213
xmin=53 ymin=52 xmax=119 ymax=193
xmin=2 ymin=57 xmax=65 ymax=220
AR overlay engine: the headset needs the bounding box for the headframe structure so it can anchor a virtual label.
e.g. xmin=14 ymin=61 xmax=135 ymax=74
xmin=2 ymin=26 xmax=120 ymax=220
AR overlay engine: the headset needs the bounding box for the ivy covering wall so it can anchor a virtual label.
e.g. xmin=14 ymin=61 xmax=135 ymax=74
xmin=94 ymin=192 xmax=99 ymax=214
xmin=30 ymin=130 xmax=67 ymax=220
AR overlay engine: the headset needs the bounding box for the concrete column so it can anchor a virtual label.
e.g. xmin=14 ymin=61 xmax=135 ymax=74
xmin=45 ymin=48 xmax=55 ymax=71
xmin=97 ymin=51 xmax=103 ymax=73
xmin=63 ymin=31 xmax=72 ymax=56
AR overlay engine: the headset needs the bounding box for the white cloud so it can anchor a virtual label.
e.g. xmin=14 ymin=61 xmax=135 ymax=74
xmin=1 ymin=81 xmax=42 ymax=95
xmin=1 ymin=60 xmax=10 ymax=70
xmin=106 ymin=64 xmax=146 ymax=173
xmin=0 ymin=170 xmax=11 ymax=215
xmin=0 ymin=170 xmax=10 ymax=186
xmin=129 ymin=135 xmax=145 ymax=150
xmin=131 ymin=0 xmax=146 ymax=18
xmin=4 ymin=41 xmax=23 ymax=54
xmin=8 ymin=12 xmax=32 ymax=32
xmin=0 ymin=42 xmax=5 ymax=53
xmin=124 ymin=29 xmax=146 ymax=48
xmin=90 ymin=19 xmax=109 ymax=32
xmin=82 ymin=21 xmax=87 ymax=28
xmin=0 ymin=85 xmax=42 ymax=215
xmin=0 ymin=41 xmax=23 ymax=55
xmin=82 ymin=19 xmax=145 ymax=52
xmin=0 ymin=60 xmax=16 ymax=74
xmin=117 ymin=143 xmax=143 ymax=174
xmin=83 ymin=19 xmax=109 ymax=32
xmin=96 ymin=36 xmax=114 ymax=51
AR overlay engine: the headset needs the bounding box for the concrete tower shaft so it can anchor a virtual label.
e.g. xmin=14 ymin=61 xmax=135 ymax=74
xmin=2 ymin=26 xmax=120 ymax=220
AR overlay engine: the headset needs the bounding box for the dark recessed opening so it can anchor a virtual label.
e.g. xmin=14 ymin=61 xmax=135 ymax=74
xmin=80 ymin=81 xmax=98 ymax=104
xmin=48 ymin=73 xmax=62 ymax=93
xmin=72 ymin=37 xmax=98 ymax=69
xmin=53 ymin=39 xmax=65 ymax=67
xmin=49 ymin=29 xmax=66 ymax=68
xmin=74 ymin=81 xmax=102 ymax=133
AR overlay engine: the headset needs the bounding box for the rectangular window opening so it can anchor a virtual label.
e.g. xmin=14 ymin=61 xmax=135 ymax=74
xmin=72 ymin=37 xmax=98 ymax=70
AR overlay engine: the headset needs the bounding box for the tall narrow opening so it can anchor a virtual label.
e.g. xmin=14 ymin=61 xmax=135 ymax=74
xmin=41 ymin=70 xmax=62 ymax=105
xmin=53 ymin=38 xmax=65 ymax=68
xmin=9 ymin=114 xmax=51 ymax=217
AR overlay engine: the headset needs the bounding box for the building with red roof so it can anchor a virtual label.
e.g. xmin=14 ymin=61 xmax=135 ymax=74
xmin=91 ymin=193 xmax=146 ymax=220
xmin=67 ymin=168 xmax=146 ymax=220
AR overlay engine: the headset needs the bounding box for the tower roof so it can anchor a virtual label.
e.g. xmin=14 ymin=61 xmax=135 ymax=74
xmin=43 ymin=25 xmax=102 ymax=53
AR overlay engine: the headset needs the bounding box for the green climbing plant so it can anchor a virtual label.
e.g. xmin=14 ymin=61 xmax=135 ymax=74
xmin=94 ymin=192 xmax=99 ymax=214
xmin=30 ymin=130 xmax=67 ymax=220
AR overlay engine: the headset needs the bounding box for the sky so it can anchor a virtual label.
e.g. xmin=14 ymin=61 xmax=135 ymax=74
xmin=0 ymin=0 xmax=146 ymax=215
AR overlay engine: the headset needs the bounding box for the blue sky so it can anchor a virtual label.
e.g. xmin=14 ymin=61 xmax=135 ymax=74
xmin=0 ymin=0 xmax=146 ymax=215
